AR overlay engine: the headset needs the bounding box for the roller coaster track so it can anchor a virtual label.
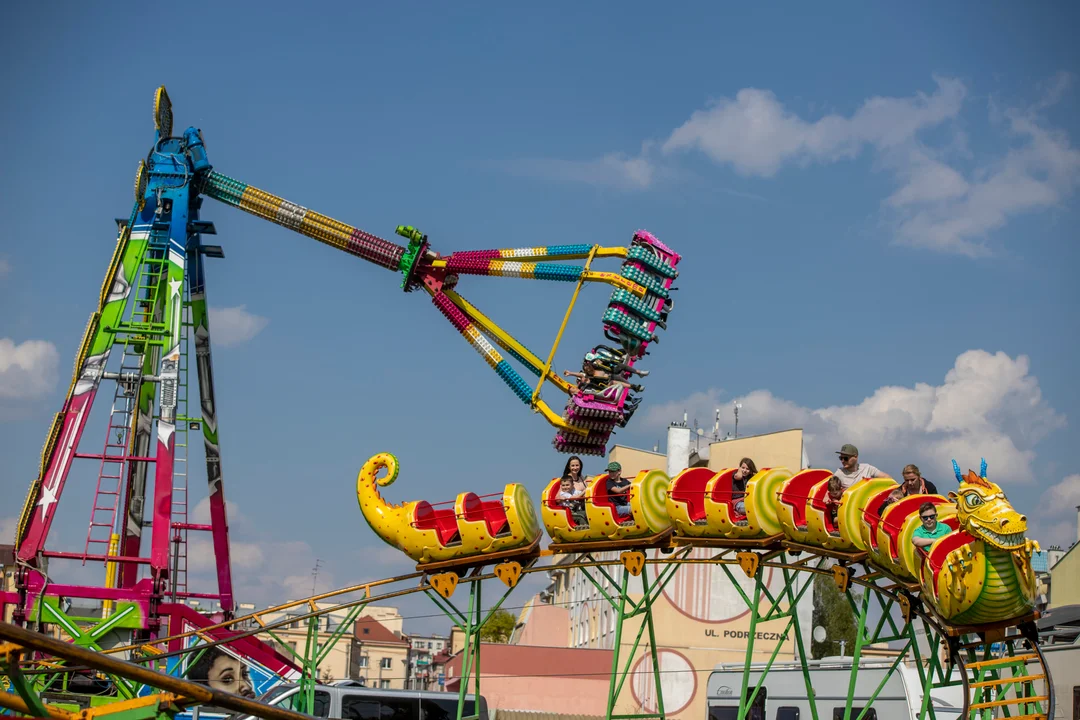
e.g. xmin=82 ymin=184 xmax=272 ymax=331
xmin=3 ymin=546 xmax=1055 ymax=720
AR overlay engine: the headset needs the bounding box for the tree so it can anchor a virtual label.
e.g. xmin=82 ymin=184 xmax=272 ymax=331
xmin=810 ymin=573 xmax=859 ymax=659
xmin=479 ymin=609 xmax=516 ymax=643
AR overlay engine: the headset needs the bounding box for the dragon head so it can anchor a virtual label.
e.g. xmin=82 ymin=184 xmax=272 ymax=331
xmin=948 ymin=466 xmax=1028 ymax=550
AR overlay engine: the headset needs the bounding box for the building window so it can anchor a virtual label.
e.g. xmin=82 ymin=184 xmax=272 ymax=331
xmin=380 ymin=657 xmax=392 ymax=669
xmin=358 ymin=657 xmax=368 ymax=668
xmin=379 ymin=680 xmax=391 ymax=689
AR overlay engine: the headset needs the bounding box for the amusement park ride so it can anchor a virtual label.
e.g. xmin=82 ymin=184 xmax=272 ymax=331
xmin=0 ymin=87 xmax=1056 ymax=720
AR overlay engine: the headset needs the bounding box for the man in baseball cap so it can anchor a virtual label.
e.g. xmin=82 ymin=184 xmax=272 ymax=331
xmin=605 ymin=461 xmax=633 ymax=522
xmin=834 ymin=443 xmax=888 ymax=489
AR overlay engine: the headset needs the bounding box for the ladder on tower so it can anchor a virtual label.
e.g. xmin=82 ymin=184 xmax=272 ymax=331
xmin=83 ymin=223 xmax=171 ymax=561
xmin=169 ymin=287 xmax=193 ymax=599
xmin=82 ymin=341 xmax=144 ymax=560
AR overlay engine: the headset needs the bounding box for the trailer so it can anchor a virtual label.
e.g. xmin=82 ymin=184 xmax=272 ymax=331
xmin=706 ymin=658 xmax=965 ymax=720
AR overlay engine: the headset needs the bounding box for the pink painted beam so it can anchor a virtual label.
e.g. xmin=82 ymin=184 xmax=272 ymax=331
xmin=41 ymin=550 xmax=151 ymax=564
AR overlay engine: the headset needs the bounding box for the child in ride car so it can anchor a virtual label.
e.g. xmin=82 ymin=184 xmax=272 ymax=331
xmin=823 ymin=475 xmax=843 ymax=527
xmin=557 ymin=475 xmax=588 ymax=527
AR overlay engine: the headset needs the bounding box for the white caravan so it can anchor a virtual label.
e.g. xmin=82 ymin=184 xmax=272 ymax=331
xmin=707 ymin=658 xmax=965 ymax=720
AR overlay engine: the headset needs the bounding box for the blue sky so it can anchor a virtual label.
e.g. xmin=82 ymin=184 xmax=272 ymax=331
xmin=1 ymin=2 xmax=1078 ymax=634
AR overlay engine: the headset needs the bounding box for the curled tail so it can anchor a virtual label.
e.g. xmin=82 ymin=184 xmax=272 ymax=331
xmin=356 ymin=452 xmax=402 ymax=528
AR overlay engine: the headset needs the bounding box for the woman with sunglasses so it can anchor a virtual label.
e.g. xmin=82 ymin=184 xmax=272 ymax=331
xmin=911 ymin=502 xmax=951 ymax=549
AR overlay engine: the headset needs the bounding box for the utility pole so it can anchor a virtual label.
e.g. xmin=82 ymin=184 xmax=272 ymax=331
xmin=733 ymin=401 xmax=742 ymax=439
xmin=311 ymin=558 xmax=323 ymax=596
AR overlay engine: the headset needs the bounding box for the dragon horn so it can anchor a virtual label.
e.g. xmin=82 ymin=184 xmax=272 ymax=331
xmin=952 ymin=459 xmax=963 ymax=484
xmin=980 ymin=457 xmax=987 ymax=477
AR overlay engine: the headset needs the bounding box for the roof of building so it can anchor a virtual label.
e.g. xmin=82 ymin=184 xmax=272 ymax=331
xmin=354 ymin=616 xmax=408 ymax=645
xmin=1038 ymin=604 xmax=1080 ymax=629
xmin=444 ymin=643 xmax=613 ymax=681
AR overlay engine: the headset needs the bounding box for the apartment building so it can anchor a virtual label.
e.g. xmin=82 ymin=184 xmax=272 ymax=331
xmin=407 ymin=633 xmax=449 ymax=689
xmin=352 ymin=616 xmax=410 ymax=689
xmin=259 ymin=603 xmax=405 ymax=684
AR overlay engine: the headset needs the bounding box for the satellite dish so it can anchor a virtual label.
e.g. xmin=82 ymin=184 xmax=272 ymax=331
xmin=813 ymin=626 xmax=827 ymax=643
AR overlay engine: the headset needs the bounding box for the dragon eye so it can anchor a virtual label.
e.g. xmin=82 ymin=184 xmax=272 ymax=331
xmin=964 ymin=492 xmax=983 ymax=507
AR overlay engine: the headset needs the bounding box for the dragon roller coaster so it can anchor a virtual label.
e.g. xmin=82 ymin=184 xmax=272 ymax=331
xmin=0 ymin=87 xmax=1054 ymax=720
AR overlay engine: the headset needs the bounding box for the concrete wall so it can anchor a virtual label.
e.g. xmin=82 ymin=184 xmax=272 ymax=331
xmin=477 ymin=675 xmax=615 ymax=716
xmin=609 ymin=446 xmax=666 ymax=477
xmin=445 ymin=644 xmax=622 ymax=716
xmin=708 ymin=428 xmax=805 ymax=473
xmin=513 ymin=602 xmax=570 ymax=648
xmin=1049 ymin=545 xmax=1080 ymax=610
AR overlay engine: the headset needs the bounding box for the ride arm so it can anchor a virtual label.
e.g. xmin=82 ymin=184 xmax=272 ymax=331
xmin=200 ymin=171 xmax=407 ymax=272
xmin=428 ymin=289 xmax=587 ymax=436
xmin=431 ymin=249 xmax=646 ymax=296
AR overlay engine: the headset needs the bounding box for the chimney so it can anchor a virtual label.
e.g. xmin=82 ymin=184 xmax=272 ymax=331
xmin=667 ymin=422 xmax=692 ymax=478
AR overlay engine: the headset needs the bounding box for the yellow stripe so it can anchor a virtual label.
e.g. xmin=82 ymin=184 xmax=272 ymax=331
xmin=298 ymin=210 xmax=352 ymax=251
xmin=238 ymin=187 xmax=284 ymax=222
xmin=522 ymin=262 xmax=537 ymax=278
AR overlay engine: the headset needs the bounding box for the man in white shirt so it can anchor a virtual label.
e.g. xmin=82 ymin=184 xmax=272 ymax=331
xmin=834 ymin=444 xmax=888 ymax=488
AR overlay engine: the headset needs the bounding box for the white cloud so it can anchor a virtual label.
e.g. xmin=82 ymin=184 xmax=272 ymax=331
xmin=1 ymin=516 xmax=17 ymax=545
xmin=886 ymin=82 xmax=1080 ymax=256
xmin=183 ymin=498 xmax=336 ymax=606
xmin=661 ymin=75 xmax=966 ymax=177
xmin=191 ymin=496 xmax=243 ymax=527
xmin=208 ymin=306 xmax=269 ymax=346
xmin=644 ymin=349 xmax=1064 ymax=483
xmin=535 ymin=72 xmax=1078 ymax=256
xmin=0 ymin=338 xmax=59 ymax=399
xmin=885 ymin=151 xmax=970 ymax=207
xmin=509 ymin=147 xmax=656 ymax=190
xmin=1036 ymin=475 xmax=1080 ymax=548
xmin=188 ymin=538 xmax=265 ymax=573
xmin=1042 ymin=474 xmax=1080 ymax=511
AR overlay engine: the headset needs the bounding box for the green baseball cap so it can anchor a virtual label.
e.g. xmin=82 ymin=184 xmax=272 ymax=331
xmin=607 ymin=461 xmax=622 ymax=472
xmin=836 ymin=444 xmax=859 ymax=457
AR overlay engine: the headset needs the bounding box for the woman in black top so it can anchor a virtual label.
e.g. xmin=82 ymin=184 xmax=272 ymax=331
xmin=731 ymin=457 xmax=758 ymax=515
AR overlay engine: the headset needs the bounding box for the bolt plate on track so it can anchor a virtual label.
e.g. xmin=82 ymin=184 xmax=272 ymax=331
xmin=898 ymin=594 xmax=913 ymax=624
xmin=832 ymin=565 xmax=851 ymax=594
xmin=429 ymin=572 xmax=459 ymax=599
xmin=494 ymin=561 xmax=523 ymax=588
xmin=736 ymin=552 xmax=759 ymax=579
xmin=620 ymin=551 xmax=645 ymax=577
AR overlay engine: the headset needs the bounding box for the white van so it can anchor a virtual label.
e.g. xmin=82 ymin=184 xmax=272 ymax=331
xmin=707 ymin=658 xmax=965 ymax=720
xmin=199 ymin=681 xmax=488 ymax=720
